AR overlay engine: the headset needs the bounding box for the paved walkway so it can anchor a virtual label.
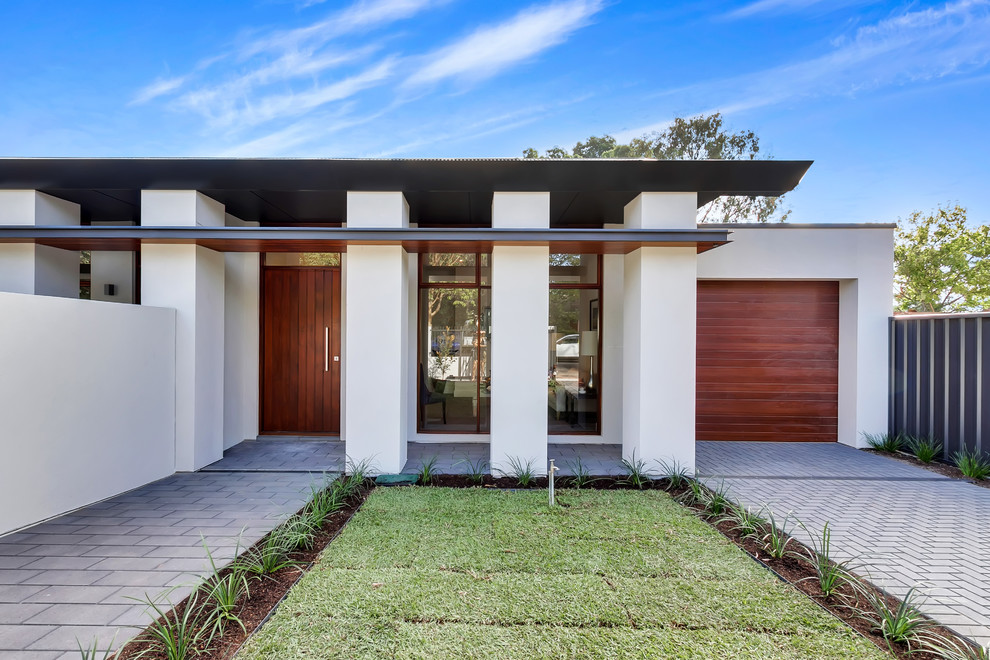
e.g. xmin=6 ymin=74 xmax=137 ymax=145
xmin=0 ymin=471 xmax=317 ymax=659
xmin=202 ymin=438 xmax=344 ymax=472
xmin=697 ymin=441 xmax=990 ymax=647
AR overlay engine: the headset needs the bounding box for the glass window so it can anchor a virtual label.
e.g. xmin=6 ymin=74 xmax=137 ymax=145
xmin=418 ymin=254 xmax=491 ymax=433
xmin=548 ymin=254 xmax=601 ymax=434
xmin=421 ymin=253 xmax=477 ymax=284
xmin=264 ymin=253 xmax=341 ymax=266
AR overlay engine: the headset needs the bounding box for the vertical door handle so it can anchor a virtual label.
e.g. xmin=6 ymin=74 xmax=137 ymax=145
xmin=324 ymin=326 xmax=329 ymax=372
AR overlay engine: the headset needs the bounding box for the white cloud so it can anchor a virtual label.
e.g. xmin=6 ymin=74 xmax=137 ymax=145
xmin=131 ymin=0 xmax=446 ymax=128
xmin=240 ymin=0 xmax=449 ymax=58
xmin=405 ymin=0 xmax=605 ymax=87
xmin=621 ymin=0 xmax=990 ymax=137
xmin=131 ymin=76 xmax=188 ymax=105
xmin=725 ymin=0 xmax=852 ymax=19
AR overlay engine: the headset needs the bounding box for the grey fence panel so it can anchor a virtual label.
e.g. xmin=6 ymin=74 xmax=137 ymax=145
xmin=890 ymin=313 xmax=988 ymax=459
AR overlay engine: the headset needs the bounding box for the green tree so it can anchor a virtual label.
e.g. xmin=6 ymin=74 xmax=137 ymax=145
xmin=523 ymin=113 xmax=790 ymax=223
xmin=895 ymin=205 xmax=990 ymax=313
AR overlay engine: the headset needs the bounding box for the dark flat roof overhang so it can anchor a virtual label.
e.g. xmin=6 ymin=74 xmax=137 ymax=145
xmin=0 ymin=226 xmax=731 ymax=254
xmin=0 ymin=158 xmax=812 ymax=227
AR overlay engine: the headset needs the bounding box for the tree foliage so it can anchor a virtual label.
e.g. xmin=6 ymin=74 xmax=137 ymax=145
xmin=523 ymin=113 xmax=790 ymax=223
xmin=895 ymin=205 xmax=989 ymax=313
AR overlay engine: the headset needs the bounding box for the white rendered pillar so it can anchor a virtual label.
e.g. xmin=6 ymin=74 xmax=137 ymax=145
xmin=343 ymin=192 xmax=409 ymax=474
xmin=490 ymin=192 xmax=550 ymax=476
xmin=141 ymin=191 xmax=226 ymax=471
xmin=622 ymin=193 xmax=698 ymax=472
xmin=0 ymin=190 xmax=80 ymax=297
xmin=223 ymin=213 xmax=260 ymax=450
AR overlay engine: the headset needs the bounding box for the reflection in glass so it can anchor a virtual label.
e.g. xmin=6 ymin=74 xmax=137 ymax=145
xmin=548 ymin=254 xmax=600 ymax=434
xmin=418 ymin=254 xmax=490 ymax=433
xmin=264 ymin=253 xmax=341 ymax=266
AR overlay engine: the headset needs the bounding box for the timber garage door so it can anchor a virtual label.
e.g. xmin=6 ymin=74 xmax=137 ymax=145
xmin=696 ymin=281 xmax=839 ymax=442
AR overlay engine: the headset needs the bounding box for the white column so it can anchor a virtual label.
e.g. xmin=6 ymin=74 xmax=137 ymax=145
xmin=141 ymin=191 xmax=226 ymax=471
xmin=839 ymin=259 xmax=894 ymax=447
xmin=343 ymin=192 xmax=409 ymax=474
xmin=600 ymin=246 xmax=624 ymax=445
xmin=490 ymin=192 xmax=550 ymax=476
xmin=223 ymin=213 xmax=260 ymax=450
xmin=622 ymin=193 xmax=698 ymax=472
xmin=0 ymin=190 xmax=80 ymax=297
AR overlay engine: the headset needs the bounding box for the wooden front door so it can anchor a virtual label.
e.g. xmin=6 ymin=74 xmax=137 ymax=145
xmin=261 ymin=267 xmax=341 ymax=434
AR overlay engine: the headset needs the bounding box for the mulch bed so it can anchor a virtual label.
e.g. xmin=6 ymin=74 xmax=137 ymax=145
xmin=113 ymin=482 xmax=374 ymax=660
xmin=114 ymin=473 xmax=982 ymax=660
xmin=865 ymin=448 xmax=990 ymax=489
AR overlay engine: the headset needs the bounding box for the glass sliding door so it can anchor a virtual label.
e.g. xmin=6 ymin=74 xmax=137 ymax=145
xmin=418 ymin=253 xmax=491 ymax=433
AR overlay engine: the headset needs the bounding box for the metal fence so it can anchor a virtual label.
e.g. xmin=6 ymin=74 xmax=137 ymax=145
xmin=890 ymin=312 xmax=989 ymax=458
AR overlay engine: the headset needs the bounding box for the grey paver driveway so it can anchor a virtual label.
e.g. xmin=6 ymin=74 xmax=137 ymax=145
xmin=0 ymin=471 xmax=318 ymax=659
xmin=698 ymin=441 xmax=990 ymax=647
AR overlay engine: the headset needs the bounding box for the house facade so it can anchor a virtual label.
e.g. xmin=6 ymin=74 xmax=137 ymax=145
xmin=0 ymin=158 xmax=893 ymax=534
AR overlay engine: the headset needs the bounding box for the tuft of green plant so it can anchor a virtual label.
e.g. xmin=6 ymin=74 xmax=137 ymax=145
xmin=199 ymin=541 xmax=251 ymax=635
xmin=954 ymin=447 xmax=990 ymax=480
xmin=907 ymin=436 xmax=943 ymax=464
xmin=760 ymin=509 xmax=796 ymax=559
xmin=128 ymin=592 xmax=213 ymax=660
xmin=565 ymin=457 xmax=598 ymax=489
xmin=416 ymin=455 xmax=440 ymax=485
xmin=856 ymin=585 xmax=937 ymax=651
xmin=655 ymin=459 xmax=690 ymax=490
xmin=457 ymin=456 xmax=489 ymax=485
xmin=619 ymin=451 xmax=655 ymax=489
xmin=280 ymin=514 xmax=319 ymax=551
xmin=863 ymin=431 xmax=906 ymax=453
xmin=500 ymin=456 xmax=536 ymax=487
xmin=796 ymin=521 xmax=857 ymax=599
xmin=76 ymin=632 xmax=117 ymax=660
xmin=922 ymin=635 xmax=990 ymax=660
xmin=716 ymin=502 xmax=764 ymax=539
xmin=242 ymin=527 xmax=299 ymax=577
xmin=675 ymin=479 xmax=706 ymax=507
xmin=345 ymin=455 xmax=375 ymax=482
xmin=304 ymin=476 xmax=345 ymax=528
xmin=699 ymin=481 xmax=731 ymax=516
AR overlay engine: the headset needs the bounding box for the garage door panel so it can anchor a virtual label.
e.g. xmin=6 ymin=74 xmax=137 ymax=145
xmin=697 ymin=280 xmax=838 ymax=442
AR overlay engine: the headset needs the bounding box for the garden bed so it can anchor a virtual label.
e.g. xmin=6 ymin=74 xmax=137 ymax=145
xmin=113 ymin=474 xmax=374 ymax=660
xmin=865 ymin=449 xmax=990 ymax=490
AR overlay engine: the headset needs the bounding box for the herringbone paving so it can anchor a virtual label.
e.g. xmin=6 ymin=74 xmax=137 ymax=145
xmin=698 ymin=441 xmax=990 ymax=647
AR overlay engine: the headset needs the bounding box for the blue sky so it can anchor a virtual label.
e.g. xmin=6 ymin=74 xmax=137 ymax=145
xmin=1 ymin=0 xmax=988 ymax=225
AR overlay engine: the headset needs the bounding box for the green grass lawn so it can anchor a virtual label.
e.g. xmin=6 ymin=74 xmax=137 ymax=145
xmin=239 ymin=488 xmax=887 ymax=659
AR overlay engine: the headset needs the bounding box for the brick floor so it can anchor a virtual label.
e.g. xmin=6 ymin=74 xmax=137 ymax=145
xmin=697 ymin=441 xmax=990 ymax=648
xmin=0 ymin=471 xmax=316 ymax=656
xmin=201 ymin=438 xmax=344 ymax=472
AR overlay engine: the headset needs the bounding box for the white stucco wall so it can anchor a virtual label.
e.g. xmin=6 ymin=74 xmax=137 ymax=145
xmin=90 ymin=251 xmax=135 ymax=303
xmin=0 ymin=190 xmax=80 ymax=298
xmin=696 ymin=224 xmax=895 ymax=448
xmin=0 ymin=293 xmax=176 ymax=535
xmin=344 ymin=191 xmax=410 ymax=473
xmin=223 ymin=251 xmax=260 ymax=449
xmin=141 ymin=191 xmax=227 ymax=471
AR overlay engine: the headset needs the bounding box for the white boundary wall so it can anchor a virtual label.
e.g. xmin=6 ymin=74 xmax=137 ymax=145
xmin=0 ymin=293 xmax=176 ymax=535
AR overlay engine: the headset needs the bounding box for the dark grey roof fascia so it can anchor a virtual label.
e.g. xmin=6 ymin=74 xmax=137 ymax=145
xmin=0 ymin=225 xmax=730 ymax=244
xmin=0 ymin=158 xmax=811 ymax=196
xmin=703 ymin=222 xmax=897 ymax=229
